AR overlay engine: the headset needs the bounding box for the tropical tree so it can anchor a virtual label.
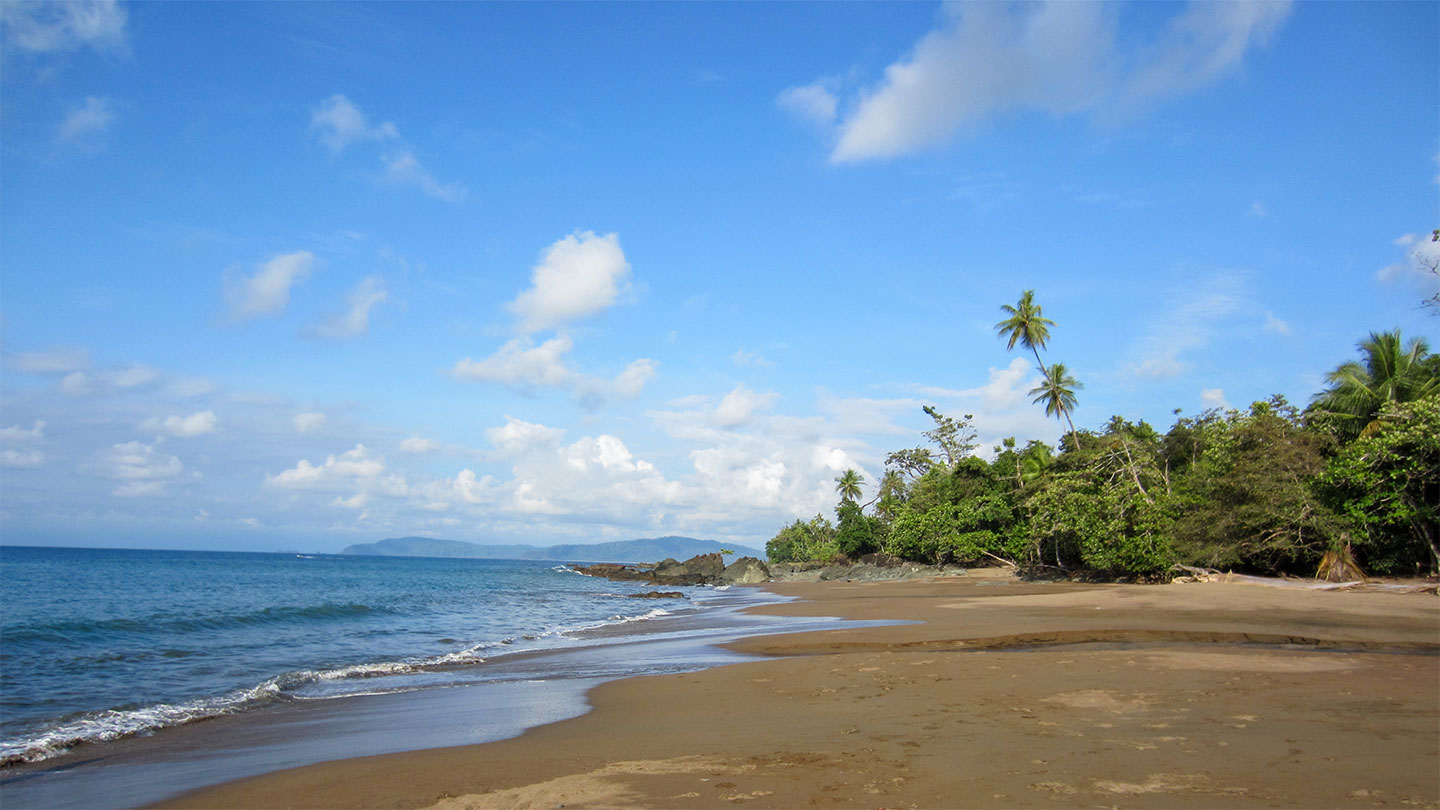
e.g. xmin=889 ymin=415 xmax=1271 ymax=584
xmin=1311 ymin=330 xmax=1438 ymax=441
xmin=995 ymin=289 xmax=1055 ymax=375
xmin=834 ymin=468 xmax=864 ymax=503
xmin=1029 ymin=362 xmax=1083 ymax=448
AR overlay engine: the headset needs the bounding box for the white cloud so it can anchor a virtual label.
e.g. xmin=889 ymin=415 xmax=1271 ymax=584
xmin=731 ymin=348 xmax=775 ymax=367
xmin=452 ymin=336 xmax=656 ymax=406
xmin=225 ymin=251 xmax=317 ymax=322
xmin=140 ymin=410 xmax=218 ymax=438
xmin=1 ymin=449 xmax=45 ymax=468
xmin=310 ymin=94 xmax=399 ymax=153
xmin=381 ymin=150 xmax=469 ymax=203
xmin=106 ymin=365 xmax=161 ymax=388
xmin=453 ymin=335 xmax=580 ymax=390
xmin=831 ymin=2 xmax=1115 ymax=162
xmin=1122 ymin=0 xmax=1292 ymax=107
xmin=90 ymin=441 xmax=184 ymax=496
xmin=813 ymin=1 xmax=1292 ymax=163
xmin=1262 ymin=312 xmax=1292 ymax=335
xmin=1122 ymin=273 xmax=1255 ymax=380
xmin=0 ymin=420 xmax=46 ymax=442
xmin=508 ymin=231 xmax=632 ymax=333
xmin=312 ymin=275 xmax=388 ymax=340
xmin=266 ymin=444 xmax=404 ymax=497
xmin=57 ymin=96 xmax=115 ymax=146
xmin=7 ymin=347 xmax=88 ymax=374
xmin=1247 ymin=201 xmax=1269 ymax=218
xmin=311 ymin=95 xmax=467 ymax=203
xmin=714 ymin=384 xmax=779 ymax=428
xmin=332 ymin=492 xmax=368 ymax=510
xmin=58 ymin=371 xmax=94 ymax=396
xmin=1377 ymin=232 xmax=1440 ymax=298
xmin=398 ymin=436 xmax=439 ymax=454
xmin=0 ymin=0 xmax=126 ymax=54
xmin=485 ymin=416 xmax=565 ymax=457
xmin=294 ymin=412 xmax=327 ymax=434
xmin=777 ymin=83 xmax=838 ymax=127
xmin=1201 ymin=388 xmax=1230 ymax=409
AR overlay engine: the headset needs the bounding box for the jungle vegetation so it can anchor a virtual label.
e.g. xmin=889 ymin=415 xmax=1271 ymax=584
xmin=766 ymin=292 xmax=1440 ymax=580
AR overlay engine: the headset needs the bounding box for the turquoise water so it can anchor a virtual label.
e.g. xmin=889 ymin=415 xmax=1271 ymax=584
xmin=0 ymin=546 xmax=749 ymax=766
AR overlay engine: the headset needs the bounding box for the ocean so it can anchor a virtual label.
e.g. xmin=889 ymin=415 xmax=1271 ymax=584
xmin=0 ymin=545 xmax=832 ymax=808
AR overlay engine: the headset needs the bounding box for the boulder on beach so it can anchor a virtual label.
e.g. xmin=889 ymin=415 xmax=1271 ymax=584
xmin=720 ymin=556 xmax=770 ymax=585
xmin=682 ymin=553 xmax=726 ymax=580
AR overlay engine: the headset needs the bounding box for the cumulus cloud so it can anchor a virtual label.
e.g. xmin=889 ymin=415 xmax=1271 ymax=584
xmin=57 ymin=96 xmax=115 ymax=147
xmin=310 ymin=94 xmax=468 ymax=203
xmin=140 ymin=410 xmax=218 ymax=438
xmin=803 ymin=0 xmax=1291 ymax=163
xmin=90 ymin=440 xmax=184 ymax=496
xmin=1 ymin=449 xmax=45 ymax=468
xmin=714 ymin=384 xmax=779 ymax=428
xmin=1202 ymin=388 xmax=1230 ymax=409
xmin=311 ymin=275 xmax=388 ymax=340
xmin=0 ymin=419 xmax=46 ymax=467
xmin=294 ymin=411 xmax=327 ymax=434
xmin=0 ymin=0 xmax=127 ymax=54
xmin=452 ymin=336 xmax=656 ymax=406
xmin=508 ymin=231 xmax=632 ymax=333
xmin=58 ymin=371 xmax=94 ymax=396
xmin=0 ymin=420 xmax=46 ymax=442
xmin=310 ymin=94 xmax=399 ymax=153
xmin=776 ymin=83 xmax=838 ymax=127
xmin=224 ymin=251 xmax=317 ymax=322
xmin=267 ymin=444 xmax=406 ymax=497
xmin=398 ymin=436 xmax=439 ymax=454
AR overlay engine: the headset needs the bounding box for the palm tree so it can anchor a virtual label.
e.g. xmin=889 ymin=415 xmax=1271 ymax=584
xmin=995 ymin=290 xmax=1056 ymax=375
xmin=1312 ymin=330 xmax=1438 ymax=440
xmin=1029 ymin=363 xmax=1082 ymax=448
xmin=834 ymin=468 xmax=864 ymax=504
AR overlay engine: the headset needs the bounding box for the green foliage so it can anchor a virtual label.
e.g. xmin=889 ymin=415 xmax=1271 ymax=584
xmin=1170 ymin=398 xmax=1343 ymax=574
xmin=765 ymin=514 xmax=839 ymax=564
xmin=763 ymin=328 xmax=1436 ymax=581
xmin=834 ymin=500 xmax=883 ymax=558
xmin=1321 ymin=394 xmax=1440 ymax=574
xmin=834 ymin=468 xmax=864 ymax=503
xmin=1311 ymin=330 xmax=1438 ymax=441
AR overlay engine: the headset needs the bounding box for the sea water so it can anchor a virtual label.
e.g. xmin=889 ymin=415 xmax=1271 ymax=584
xmin=0 ymin=546 xmax=787 ymax=769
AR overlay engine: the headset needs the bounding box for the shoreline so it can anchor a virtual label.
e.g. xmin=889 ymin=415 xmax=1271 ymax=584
xmin=1 ymin=584 xmax=839 ymax=810
xmin=155 ymin=570 xmax=1438 ymax=809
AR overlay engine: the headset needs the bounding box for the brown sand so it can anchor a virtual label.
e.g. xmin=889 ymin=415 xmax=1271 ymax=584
xmin=157 ymin=573 xmax=1439 ymax=809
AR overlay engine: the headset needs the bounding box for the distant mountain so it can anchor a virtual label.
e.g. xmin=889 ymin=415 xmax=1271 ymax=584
xmin=340 ymin=535 xmax=764 ymax=563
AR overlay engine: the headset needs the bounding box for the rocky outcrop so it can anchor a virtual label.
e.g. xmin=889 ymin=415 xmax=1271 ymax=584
xmin=628 ymin=591 xmax=686 ymax=599
xmin=720 ymin=556 xmax=770 ymax=584
xmin=573 ymin=553 xmax=769 ymax=587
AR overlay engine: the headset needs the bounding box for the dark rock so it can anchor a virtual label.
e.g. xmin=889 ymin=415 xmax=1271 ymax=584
xmin=682 ymin=553 xmax=726 ymax=579
xmin=571 ymin=562 xmax=651 ymax=582
xmin=629 ymin=591 xmax=685 ymax=599
xmin=720 ymin=556 xmax=770 ymax=585
xmin=652 ymin=557 xmax=687 ymax=578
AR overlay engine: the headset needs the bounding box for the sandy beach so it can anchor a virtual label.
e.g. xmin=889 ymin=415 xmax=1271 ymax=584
xmin=157 ymin=571 xmax=1439 ymax=809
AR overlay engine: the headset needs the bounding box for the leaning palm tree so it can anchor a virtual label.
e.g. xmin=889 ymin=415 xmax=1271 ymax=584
xmin=834 ymin=468 xmax=864 ymax=504
xmin=995 ymin=290 xmax=1056 ymax=375
xmin=1312 ymin=330 xmax=1438 ymax=440
xmin=1029 ymin=363 xmax=1082 ymax=449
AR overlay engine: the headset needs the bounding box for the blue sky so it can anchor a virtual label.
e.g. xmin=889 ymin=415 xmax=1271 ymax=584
xmin=1 ymin=0 xmax=1436 ymax=552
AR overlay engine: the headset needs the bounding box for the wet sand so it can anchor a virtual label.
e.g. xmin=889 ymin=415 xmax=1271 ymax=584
xmin=158 ymin=571 xmax=1439 ymax=809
